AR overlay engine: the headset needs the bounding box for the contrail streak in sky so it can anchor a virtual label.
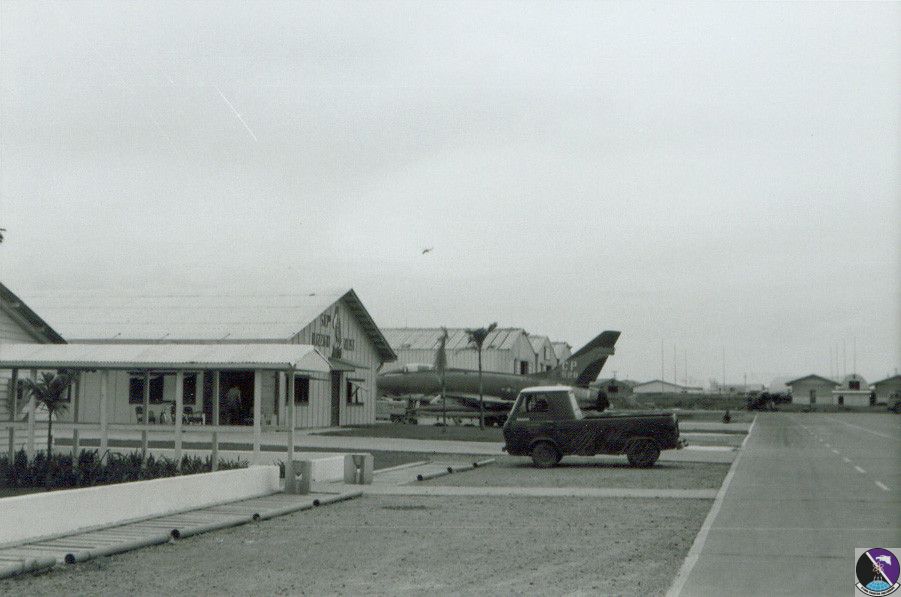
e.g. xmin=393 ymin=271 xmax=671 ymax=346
xmin=215 ymin=86 xmax=258 ymax=142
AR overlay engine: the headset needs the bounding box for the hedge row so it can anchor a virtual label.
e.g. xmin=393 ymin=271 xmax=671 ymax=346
xmin=0 ymin=449 xmax=247 ymax=491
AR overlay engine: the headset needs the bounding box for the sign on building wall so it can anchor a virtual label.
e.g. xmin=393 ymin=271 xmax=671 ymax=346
xmin=311 ymin=305 xmax=356 ymax=357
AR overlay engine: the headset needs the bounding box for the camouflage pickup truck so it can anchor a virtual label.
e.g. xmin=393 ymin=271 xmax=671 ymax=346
xmin=502 ymin=385 xmax=686 ymax=468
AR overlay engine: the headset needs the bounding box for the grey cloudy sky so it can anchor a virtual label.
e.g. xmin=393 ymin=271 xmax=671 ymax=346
xmin=1 ymin=1 xmax=898 ymax=386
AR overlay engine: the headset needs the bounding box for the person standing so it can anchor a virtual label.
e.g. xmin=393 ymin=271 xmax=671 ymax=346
xmin=225 ymin=385 xmax=242 ymax=425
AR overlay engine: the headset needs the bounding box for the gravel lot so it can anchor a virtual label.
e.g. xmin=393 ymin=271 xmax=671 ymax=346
xmin=1 ymin=494 xmax=710 ymax=596
xmin=424 ymin=456 xmax=730 ymax=489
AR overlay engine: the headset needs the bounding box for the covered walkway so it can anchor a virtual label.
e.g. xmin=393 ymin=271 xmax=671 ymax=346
xmin=1 ymin=343 xmax=331 ymax=471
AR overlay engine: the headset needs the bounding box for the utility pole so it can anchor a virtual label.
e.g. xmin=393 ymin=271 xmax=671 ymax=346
xmin=660 ymin=340 xmax=664 ymax=381
xmin=722 ymin=348 xmax=726 ymax=394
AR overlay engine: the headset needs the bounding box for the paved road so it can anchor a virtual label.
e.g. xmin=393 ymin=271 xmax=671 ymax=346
xmin=673 ymin=413 xmax=901 ymax=597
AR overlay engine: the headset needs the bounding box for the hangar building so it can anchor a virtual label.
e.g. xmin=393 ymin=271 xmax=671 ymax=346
xmin=872 ymin=374 xmax=901 ymax=404
xmin=383 ymin=327 xmax=539 ymax=375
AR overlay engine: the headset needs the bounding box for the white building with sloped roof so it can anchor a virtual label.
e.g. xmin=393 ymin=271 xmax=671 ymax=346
xmin=15 ymin=288 xmax=395 ymax=428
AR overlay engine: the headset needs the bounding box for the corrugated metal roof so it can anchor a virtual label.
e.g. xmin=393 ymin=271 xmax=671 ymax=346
xmin=528 ymin=334 xmax=552 ymax=351
xmin=13 ymin=289 xmax=397 ymax=362
xmin=18 ymin=290 xmax=347 ymax=340
xmin=382 ymin=327 xmax=528 ymax=351
xmin=551 ymin=341 xmax=572 ymax=360
xmin=0 ymin=343 xmax=331 ymax=372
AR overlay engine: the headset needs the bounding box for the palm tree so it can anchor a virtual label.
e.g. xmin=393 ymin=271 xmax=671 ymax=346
xmin=21 ymin=370 xmax=76 ymax=487
xmin=465 ymin=322 xmax=497 ymax=429
xmin=434 ymin=327 xmax=449 ymax=429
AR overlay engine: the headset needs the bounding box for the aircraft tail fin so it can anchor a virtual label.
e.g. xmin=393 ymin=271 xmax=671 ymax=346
xmin=545 ymin=330 xmax=620 ymax=387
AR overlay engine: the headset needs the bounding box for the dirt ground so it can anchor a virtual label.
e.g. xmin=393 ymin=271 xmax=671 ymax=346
xmin=424 ymin=456 xmax=730 ymax=489
xmin=0 ymin=494 xmax=710 ymax=596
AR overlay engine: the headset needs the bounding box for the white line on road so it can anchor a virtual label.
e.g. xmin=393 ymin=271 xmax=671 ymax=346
xmin=843 ymin=457 xmax=851 ymax=463
xmin=834 ymin=419 xmax=895 ymax=440
xmin=824 ymin=443 xmax=831 ymax=448
xmin=875 ymin=481 xmax=890 ymax=491
xmin=831 ymin=449 xmax=839 ymax=454
xmin=854 ymin=465 xmax=866 ymax=474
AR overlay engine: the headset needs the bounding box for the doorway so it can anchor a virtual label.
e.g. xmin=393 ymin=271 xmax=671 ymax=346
xmin=330 ymin=371 xmax=341 ymax=426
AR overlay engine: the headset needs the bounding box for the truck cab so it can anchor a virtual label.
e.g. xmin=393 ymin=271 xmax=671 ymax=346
xmin=503 ymin=385 xmax=685 ymax=468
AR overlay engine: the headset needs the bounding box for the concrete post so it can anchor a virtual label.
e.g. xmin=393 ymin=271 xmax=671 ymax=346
xmin=211 ymin=371 xmax=220 ymax=472
xmin=26 ymin=369 xmax=36 ymax=460
xmin=141 ymin=371 xmax=150 ymax=462
xmin=72 ymin=371 xmax=81 ymax=456
xmin=174 ymin=370 xmax=184 ymax=469
xmin=343 ymin=453 xmax=374 ymax=485
xmin=99 ymin=370 xmax=109 ymax=455
xmin=8 ymin=368 xmax=18 ymax=460
xmin=285 ymin=369 xmax=296 ymax=493
xmin=253 ymin=369 xmax=262 ymax=464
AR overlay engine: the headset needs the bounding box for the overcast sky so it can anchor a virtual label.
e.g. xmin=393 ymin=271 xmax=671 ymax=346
xmin=1 ymin=1 xmax=898 ymax=386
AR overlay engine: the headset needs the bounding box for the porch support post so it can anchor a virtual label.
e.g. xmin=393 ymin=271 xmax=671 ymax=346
xmin=99 ymin=370 xmax=109 ymax=455
xmin=278 ymin=372 xmax=286 ymax=429
xmin=253 ymin=369 xmax=262 ymax=464
xmin=72 ymin=371 xmax=81 ymax=456
xmin=175 ymin=370 xmax=184 ymax=469
xmin=141 ymin=371 xmax=150 ymax=462
xmin=8 ymin=368 xmax=18 ymax=460
xmin=26 ymin=369 xmax=37 ymax=460
xmin=211 ymin=371 xmax=220 ymax=471
xmin=285 ymin=368 xmax=296 ymax=493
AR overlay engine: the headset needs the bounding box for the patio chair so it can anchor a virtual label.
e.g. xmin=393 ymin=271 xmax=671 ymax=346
xmin=135 ymin=405 xmax=145 ymax=424
xmin=148 ymin=410 xmax=157 ymax=424
xmin=183 ymin=406 xmax=205 ymax=425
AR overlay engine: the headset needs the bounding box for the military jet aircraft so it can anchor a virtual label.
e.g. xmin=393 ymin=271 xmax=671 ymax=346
xmin=378 ymin=330 xmax=620 ymax=423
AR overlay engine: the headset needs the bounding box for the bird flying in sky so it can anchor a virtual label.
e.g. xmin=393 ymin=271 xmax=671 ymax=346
xmin=422 ymin=247 xmax=433 ymax=254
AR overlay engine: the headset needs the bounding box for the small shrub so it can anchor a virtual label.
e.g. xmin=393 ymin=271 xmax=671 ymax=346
xmin=0 ymin=449 xmax=248 ymax=492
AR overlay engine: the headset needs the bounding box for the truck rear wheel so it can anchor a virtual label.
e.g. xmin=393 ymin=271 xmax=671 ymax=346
xmin=626 ymin=439 xmax=660 ymax=468
xmin=531 ymin=441 xmax=560 ymax=468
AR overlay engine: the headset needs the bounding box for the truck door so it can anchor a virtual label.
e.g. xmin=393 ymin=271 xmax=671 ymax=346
xmin=517 ymin=393 xmax=556 ymax=443
xmin=549 ymin=393 xmax=594 ymax=455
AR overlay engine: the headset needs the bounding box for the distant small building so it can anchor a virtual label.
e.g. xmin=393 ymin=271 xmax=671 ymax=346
xmin=593 ymin=378 xmax=634 ymax=400
xmin=785 ymin=374 xmax=839 ymax=406
xmin=872 ymin=374 xmax=901 ymax=404
xmin=709 ymin=381 xmax=767 ymax=395
xmin=528 ymin=335 xmax=557 ymax=373
xmin=633 ymin=379 xmax=703 ymax=394
xmin=832 ymin=373 xmax=871 ymax=407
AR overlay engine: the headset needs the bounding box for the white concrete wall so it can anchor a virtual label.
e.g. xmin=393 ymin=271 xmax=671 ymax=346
xmin=0 ymin=465 xmax=280 ymax=548
xmin=789 ymin=380 xmax=835 ymax=405
xmin=831 ymin=390 xmax=871 ymax=407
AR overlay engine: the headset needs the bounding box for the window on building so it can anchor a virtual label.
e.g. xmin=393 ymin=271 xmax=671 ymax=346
xmin=519 ymin=361 xmax=529 ymax=375
xmin=293 ymin=376 xmax=310 ymax=404
xmin=129 ymin=373 xmax=165 ymax=404
xmin=849 ymin=380 xmax=860 ymax=390
xmin=346 ymin=379 xmax=365 ymax=405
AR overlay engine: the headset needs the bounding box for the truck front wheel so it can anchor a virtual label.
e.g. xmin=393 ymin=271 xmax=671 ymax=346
xmin=626 ymin=439 xmax=660 ymax=468
xmin=531 ymin=441 xmax=560 ymax=468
